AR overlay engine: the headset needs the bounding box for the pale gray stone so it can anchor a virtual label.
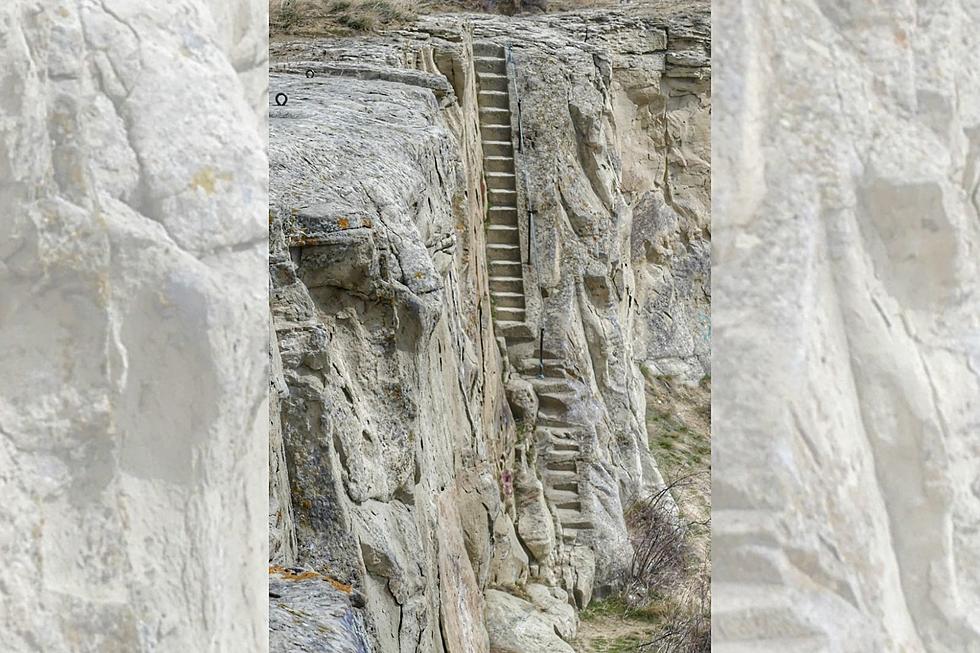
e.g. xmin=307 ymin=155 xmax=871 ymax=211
xmin=484 ymin=589 xmax=576 ymax=653
xmin=714 ymin=0 xmax=980 ymax=651
xmin=0 ymin=0 xmax=268 ymax=651
xmin=269 ymin=4 xmax=709 ymax=651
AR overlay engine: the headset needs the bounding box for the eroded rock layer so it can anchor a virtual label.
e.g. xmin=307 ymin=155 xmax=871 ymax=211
xmin=269 ymin=5 xmax=709 ymax=651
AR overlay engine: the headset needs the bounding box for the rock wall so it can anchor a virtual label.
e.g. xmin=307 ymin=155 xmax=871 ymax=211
xmin=269 ymin=5 xmax=709 ymax=652
xmin=0 ymin=1 xmax=268 ymax=651
xmin=714 ymin=0 xmax=980 ymax=651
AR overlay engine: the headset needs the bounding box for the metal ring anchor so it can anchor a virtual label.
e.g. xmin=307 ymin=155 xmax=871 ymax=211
xmin=275 ymin=92 xmax=288 ymax=106
xmin=306 ymin=69 xmax=315 ymax=78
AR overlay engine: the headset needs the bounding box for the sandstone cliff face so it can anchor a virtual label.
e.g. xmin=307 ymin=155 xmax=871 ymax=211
xmin=1 ymin=1 xmax=268 ymax=651
xmin=269 ymin=5 xmax=709 ymax=651
xmin=714 ymin=1 xmax=980 ymax=651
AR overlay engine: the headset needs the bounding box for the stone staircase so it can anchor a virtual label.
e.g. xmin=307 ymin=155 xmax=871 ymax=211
xmin=529 ymin=374 xmax=593 ymax=547
xmin=474 ymin=42 xmax=527 ymax=333
xmin=474 ymin=41 xmax=594 ymax=581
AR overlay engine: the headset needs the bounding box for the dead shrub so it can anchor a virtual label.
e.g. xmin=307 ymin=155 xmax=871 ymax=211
xmin=625 ymin=478 xmax=688 ymax=603
xmin=624 ymin=473 xmax=711 ymax=653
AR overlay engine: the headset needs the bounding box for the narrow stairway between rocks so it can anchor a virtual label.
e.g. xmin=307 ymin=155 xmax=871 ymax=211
xmin=475 ymin=41 xmax=594 ymax=562
xmin=475 ymin=41 xmax=527 ymax=332
xmin=521 ymin=362 xmax=593 ymax=549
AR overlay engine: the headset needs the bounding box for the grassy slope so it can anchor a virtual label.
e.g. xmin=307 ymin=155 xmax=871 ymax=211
xmin=576 ymin=375 xmax=710 ymax=653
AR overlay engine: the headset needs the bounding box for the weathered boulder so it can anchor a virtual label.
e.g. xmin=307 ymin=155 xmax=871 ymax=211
xmin=505 ymin=377 xmax=538 ymax=422
xmin=489 ymin=512 xmax=531 ymax=589
xmin=526 ymin=583 xmax=577 ymax=641
xmin=514 ymin=464 xmax=557 ymax=564
xmin=484 ymin=589 xmax=576 ymax=653
xmin=270 ymin=568 xmax=371 ymax=653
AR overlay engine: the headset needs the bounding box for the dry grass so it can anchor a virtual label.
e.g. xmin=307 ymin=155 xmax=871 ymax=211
xmin=578 ymin=375 xmax=710 ymax=652
xmin=270 ymin=0 xmax=416 ymax=35
xmin=270 ymin=0 xmax=668 ymax=36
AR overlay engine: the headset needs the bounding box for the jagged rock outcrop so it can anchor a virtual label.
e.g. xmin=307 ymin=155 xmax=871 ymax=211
xmin=270 ymin=567 xmax=372 ymax=653
xmin=269 ymin=4 xmax=709 ymax=651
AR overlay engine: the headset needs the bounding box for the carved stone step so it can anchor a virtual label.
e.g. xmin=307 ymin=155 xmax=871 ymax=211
xmin=494 ymin=306 xmax=526 ymax=321
xmin=488 ymin=188 xmax=517 ymax=203
xmin=487 ymin=243 xmax=521 ymax=261
xmin=546 ymin=459 xmax=577 ymax=473
xmin=538 ymin=414 xmax=576 ymax=428
xmin=558 ymin=511 xmax=593 ymax=530
xmin=550 ymin=480 xmax=579 ymax=493
xmin=491 ymin=291 xmax=525 ymax=309
xmin=542 ymin=449 xmax=579 ymax=464
xmin=480 ymin=124 xmax=512 ymax=143
xmin=474 ymin=56 xmax=506 ymax=74
xmin=537 ymin=392 xmax=576 ymax=412
xmin=485 ymin=171 xmax=516 ymax=190
xmin=482 ymin=140 xmax=514 ymax=156
xmin=488 ymin=205 xmax=518 ymax=220
xmin=477 ymin=72 xmax=508 ymax=92
xmin=495 ymin=320 xmax=533 ymax=339
xmin=537 ymin=426 xmax=578 ymax=438
xmin=478 ymin=89 xmax=510 ymax=109
xmin=556 ymin=500 xmax=582 ymax=511
xmin=527 ymin=377 xmax=573 ymax=392
xmin=489 ymin=276 xmax=523 ymax=293
xmin=550 ymin=440 xmax=580 ymax=453
xmin=484 ymin=155 xmax=514 ymax=173
xmin=518 ymin=357 xmax=568 ymax=376
xmin=472 ymin=41 xmax=504 ymax=57
xmin=487 ymin=225 xmax=519 ymax=244
xmin=545 ymin=488 xmax=580 ymax=503
xmin=479 ymin=106 xmax=511 ymax=125
xmin=488 ymin=260 xmax=522 ymax=273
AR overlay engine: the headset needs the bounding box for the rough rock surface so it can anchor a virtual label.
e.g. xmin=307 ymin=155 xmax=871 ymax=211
xmin=484 ymin=589 xmax=575 ymax=653
xmin=715 ymin=1 xmax=980 ymax=652
xmin=269 ymin=3 xmax=709 ymax=651
xmin=270 ymin=568 xmax=371 ymax=653
xmin=0 ymin=1 xmax=268 ymax=651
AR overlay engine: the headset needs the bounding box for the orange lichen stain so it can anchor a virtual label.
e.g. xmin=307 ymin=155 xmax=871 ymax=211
xmin=362 ymin=218 xmax=373 ymax=228
xmin=895 ymin=29 xmax=909 ymax=47
xmin=57 ymin=6 xmax=69 ymax=17
xmin=414 ymin=271 xmax=424 ymax=279
xmin=338 ymin=217 xmax=350 ymax=229
xmin=269 ymin=565 xmax=320 ymax=581
xmin=268 ymin=565 xmax=353 ymax=594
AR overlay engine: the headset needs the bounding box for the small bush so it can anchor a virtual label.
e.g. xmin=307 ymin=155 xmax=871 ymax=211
xmin=623 ymin=474 xmax=710 ymax=653
xmin=641 ymin=564 xmax=709 ymax=653
xmin=273 ymin=0 xmax=302 ymax=29
xmin=625 ymin=482 xmax=687 ymax=604
xmin=337 ymin=11 xmax=375 ymax=30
